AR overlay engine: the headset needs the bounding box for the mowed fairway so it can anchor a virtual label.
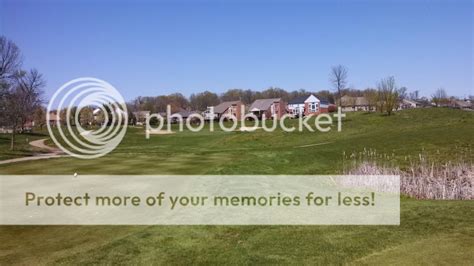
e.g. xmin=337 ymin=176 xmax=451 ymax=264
xmin=1 ymin=108 xmax=473 ymax=264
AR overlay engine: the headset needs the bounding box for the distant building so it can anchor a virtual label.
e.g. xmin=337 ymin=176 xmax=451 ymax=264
xmin=133 ymin=111 xmax=151 ymax=125
xmin=340 ymin=95 xmax=371 ymax=111
xmin=249 ymin=98 xmax=286 ymax=119
xmin=47 ymin=111 xmax=61 ymax=126
xmin=170 ymin=110 xmax=200 ymax=123
xmin=287 ymin=94 xmax=329 ymax=117
xmin=451 ymin=100 xmax=471 ymax=110
xmin=205 ymin=101 xmax=245 ymax=120
xmin=399 ymin=99 xmax=418 ymax=109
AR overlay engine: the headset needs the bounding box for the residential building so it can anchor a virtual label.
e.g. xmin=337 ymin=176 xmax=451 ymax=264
xmin=249 ymin=98 xmax=286 ymax=119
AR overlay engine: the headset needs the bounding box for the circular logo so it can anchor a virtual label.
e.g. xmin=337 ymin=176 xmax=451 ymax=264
xmin=46 ymin=77 xmax=128 ymax=159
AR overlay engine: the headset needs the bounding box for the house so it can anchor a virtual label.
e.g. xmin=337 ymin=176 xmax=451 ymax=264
xmin=399 ymin=99 xmax=418 ymax=109
xmin=287 ymin=94 xmax=329 ymax=117
xmin=205 ymin=101 xmax=245 ymax=120
xmin=47 ymin=111 xmax=61 ymax=126
xmin=170 ymin=110 xmax=200 ymax=123
xmin=451 ymin=100 xmax=471 ymax=110
xmin=340 ymin=95 xmax=371 ymax=111
xmin=249 ymin=98 xmax=286 ymax=119
xmin=133 ymin=111 xmax=151 ymax=125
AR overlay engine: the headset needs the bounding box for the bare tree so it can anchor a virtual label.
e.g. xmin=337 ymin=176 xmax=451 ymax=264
xmin=377 ymin=76 xmax=399 ymax=116
xmin=0 ymin=36 xmax=22 ymax=80
xmin=33 ymin=106 xmax=46 ymax=130
xmin=0 ymin=37 xmax=45 ymax=150
xmin=330 ymin=65 xmax=348 ymax=105
xmin=1 ymin=36 xmax=23 ymax=128
xmin=409 ymin=90 xmax=419 ymax=100
xmin=364 ymin=88 xmax=378 ymax=112
xmin=432 ymin=88 xmax=448 ymax=107
xmin=190 ymin=91 xmax=220 ymax=111
xmin=6 ymin=69 xmax=45 ymax=149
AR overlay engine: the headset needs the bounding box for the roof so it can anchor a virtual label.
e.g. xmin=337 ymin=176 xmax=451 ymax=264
xmin=172 ymin=110 xmax=199 ymax=118
xmin=288 ymin=94 xmax=324 ymax=105
xmin=213 ymin=101 xmax=242 ymax=114
xmin=133 ymin=111 xmax=150 ymax=115
xmin=454 ymin=100 xmax=471 ymax=108
xmin=249 ymin=98 xmax=281 ymax=111
xmin=402 ymin=99 xmax=417 ymax=105
xmin=288 ymin=95 xmax=309 ymax=104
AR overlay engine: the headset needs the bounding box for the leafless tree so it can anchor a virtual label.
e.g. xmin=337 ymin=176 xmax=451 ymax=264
xmin=0 ymin=36 xmax=22 ymax=80
xmin=33 ymin=106 xmax=46 ymax=130
xmin=377 ymin=76 xmax=399 ymax=116
xmin=364 ymin=88 xmax=378 ymax=112
xmin=190 ymin=91 xmax=220 ymax=111
xmin=0 ymin=36 xmax=45 ymax=150
xmin=5 ymin=69 xmax=45 ymax=149
xmin=432 ymin=88 xmax=448 ymax=107
xmin=330 ymin=65 xmax=348 ymax=105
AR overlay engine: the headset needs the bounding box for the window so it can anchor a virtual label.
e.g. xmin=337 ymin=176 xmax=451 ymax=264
xmin=309 ymin=102 xmax=319 ymax=113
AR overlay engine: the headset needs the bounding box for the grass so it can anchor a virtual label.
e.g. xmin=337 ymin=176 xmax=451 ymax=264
xmin=0 ymin=131 xmax=50 ymax=160
xmin=0 ymin=108 xmax=473 ymax=264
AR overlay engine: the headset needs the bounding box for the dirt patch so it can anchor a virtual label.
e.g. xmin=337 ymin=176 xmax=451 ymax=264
xmin=146 ymin=130 xmax=176 ymax=135
xmin=238 ymin=126 xmax=262 ymax=132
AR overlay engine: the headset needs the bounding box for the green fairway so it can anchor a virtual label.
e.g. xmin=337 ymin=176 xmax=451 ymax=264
xmin=1 ymin=108 xmax=472 ymax=174
xmin=0 ymin=108 xmax=473 ymax=264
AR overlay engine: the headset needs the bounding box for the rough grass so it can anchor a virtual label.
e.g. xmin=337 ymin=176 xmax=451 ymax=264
xmin=0 ymin=132 xmax=49 ymax=160
xmin=0 ymin=108 xmax=473 ymax=264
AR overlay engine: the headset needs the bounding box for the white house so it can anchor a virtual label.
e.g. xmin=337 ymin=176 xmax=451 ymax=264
xmin=287 ymin=94 xmax=328 ymax=117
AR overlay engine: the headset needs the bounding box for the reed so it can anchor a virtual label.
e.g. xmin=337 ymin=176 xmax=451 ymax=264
xmin=343 ymin=148 xmax=473 ymax=200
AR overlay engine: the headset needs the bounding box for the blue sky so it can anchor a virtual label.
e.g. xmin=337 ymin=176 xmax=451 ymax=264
xmin=1 ymin=0 xmax=472 ymax=101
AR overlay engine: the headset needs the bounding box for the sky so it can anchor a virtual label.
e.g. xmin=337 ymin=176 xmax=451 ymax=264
xmin=1 ymin=0 xmax=472 ymax=101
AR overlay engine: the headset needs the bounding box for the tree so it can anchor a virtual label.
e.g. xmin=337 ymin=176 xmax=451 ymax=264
xmin=377 ymin=76 xmax=399 ymax=116
xmin=167 ymin=93 xmax=189 ymax=112
xmin=0 ymin=36 xmax=22 ymax=80
xmin=3 ymin=69 xmax=44 ymax=149
xmin=189 ymin=91 xmax=220 ymax=111
xmin=409 ymin=90 xmax=419 ymax=100
xmin=79 ymin=106 xmax=94 ymax=127
xmin=220 ymin=89 xmax=244 ymax=102
xmin=0 ymin=36 xmax=22 ymax=128
xmin=398 ymin=86 xmax=408 ymax=100
xmin=330 ymin=65 xmax=348 ymax=105
xmin=33 ymin=106 xmax=46 ymax=130
xmin=432 ymin=88 xmax=448 ymax=107
xmin=260 ymin=87 xmax=289 ymax=101
xmin=1 ymin=37 xmax=45 ymax=150
xmin=364 ymin=88 xmax=378 ymax=112
xmin=315 ymin=90 xmax=335 ymax=104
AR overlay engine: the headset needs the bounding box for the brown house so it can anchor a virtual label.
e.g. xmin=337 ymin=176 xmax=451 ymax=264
xmin=249 ymin=98 xmax=286 ymax=119
xmin=211 ymin=101 xmax=245 ymax=120
xmin=340 ymin=95 xmax=371 ymax=111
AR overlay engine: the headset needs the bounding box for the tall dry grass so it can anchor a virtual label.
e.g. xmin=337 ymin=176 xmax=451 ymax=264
xmin=343 ymin=148 xmax=473 ymax=200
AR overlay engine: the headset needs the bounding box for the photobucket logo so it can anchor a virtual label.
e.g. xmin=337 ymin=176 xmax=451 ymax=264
xmin=145 ymin=106 xmax=345 ymax=138
xmin=47 ymin=77 xmax=128 ymax=159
